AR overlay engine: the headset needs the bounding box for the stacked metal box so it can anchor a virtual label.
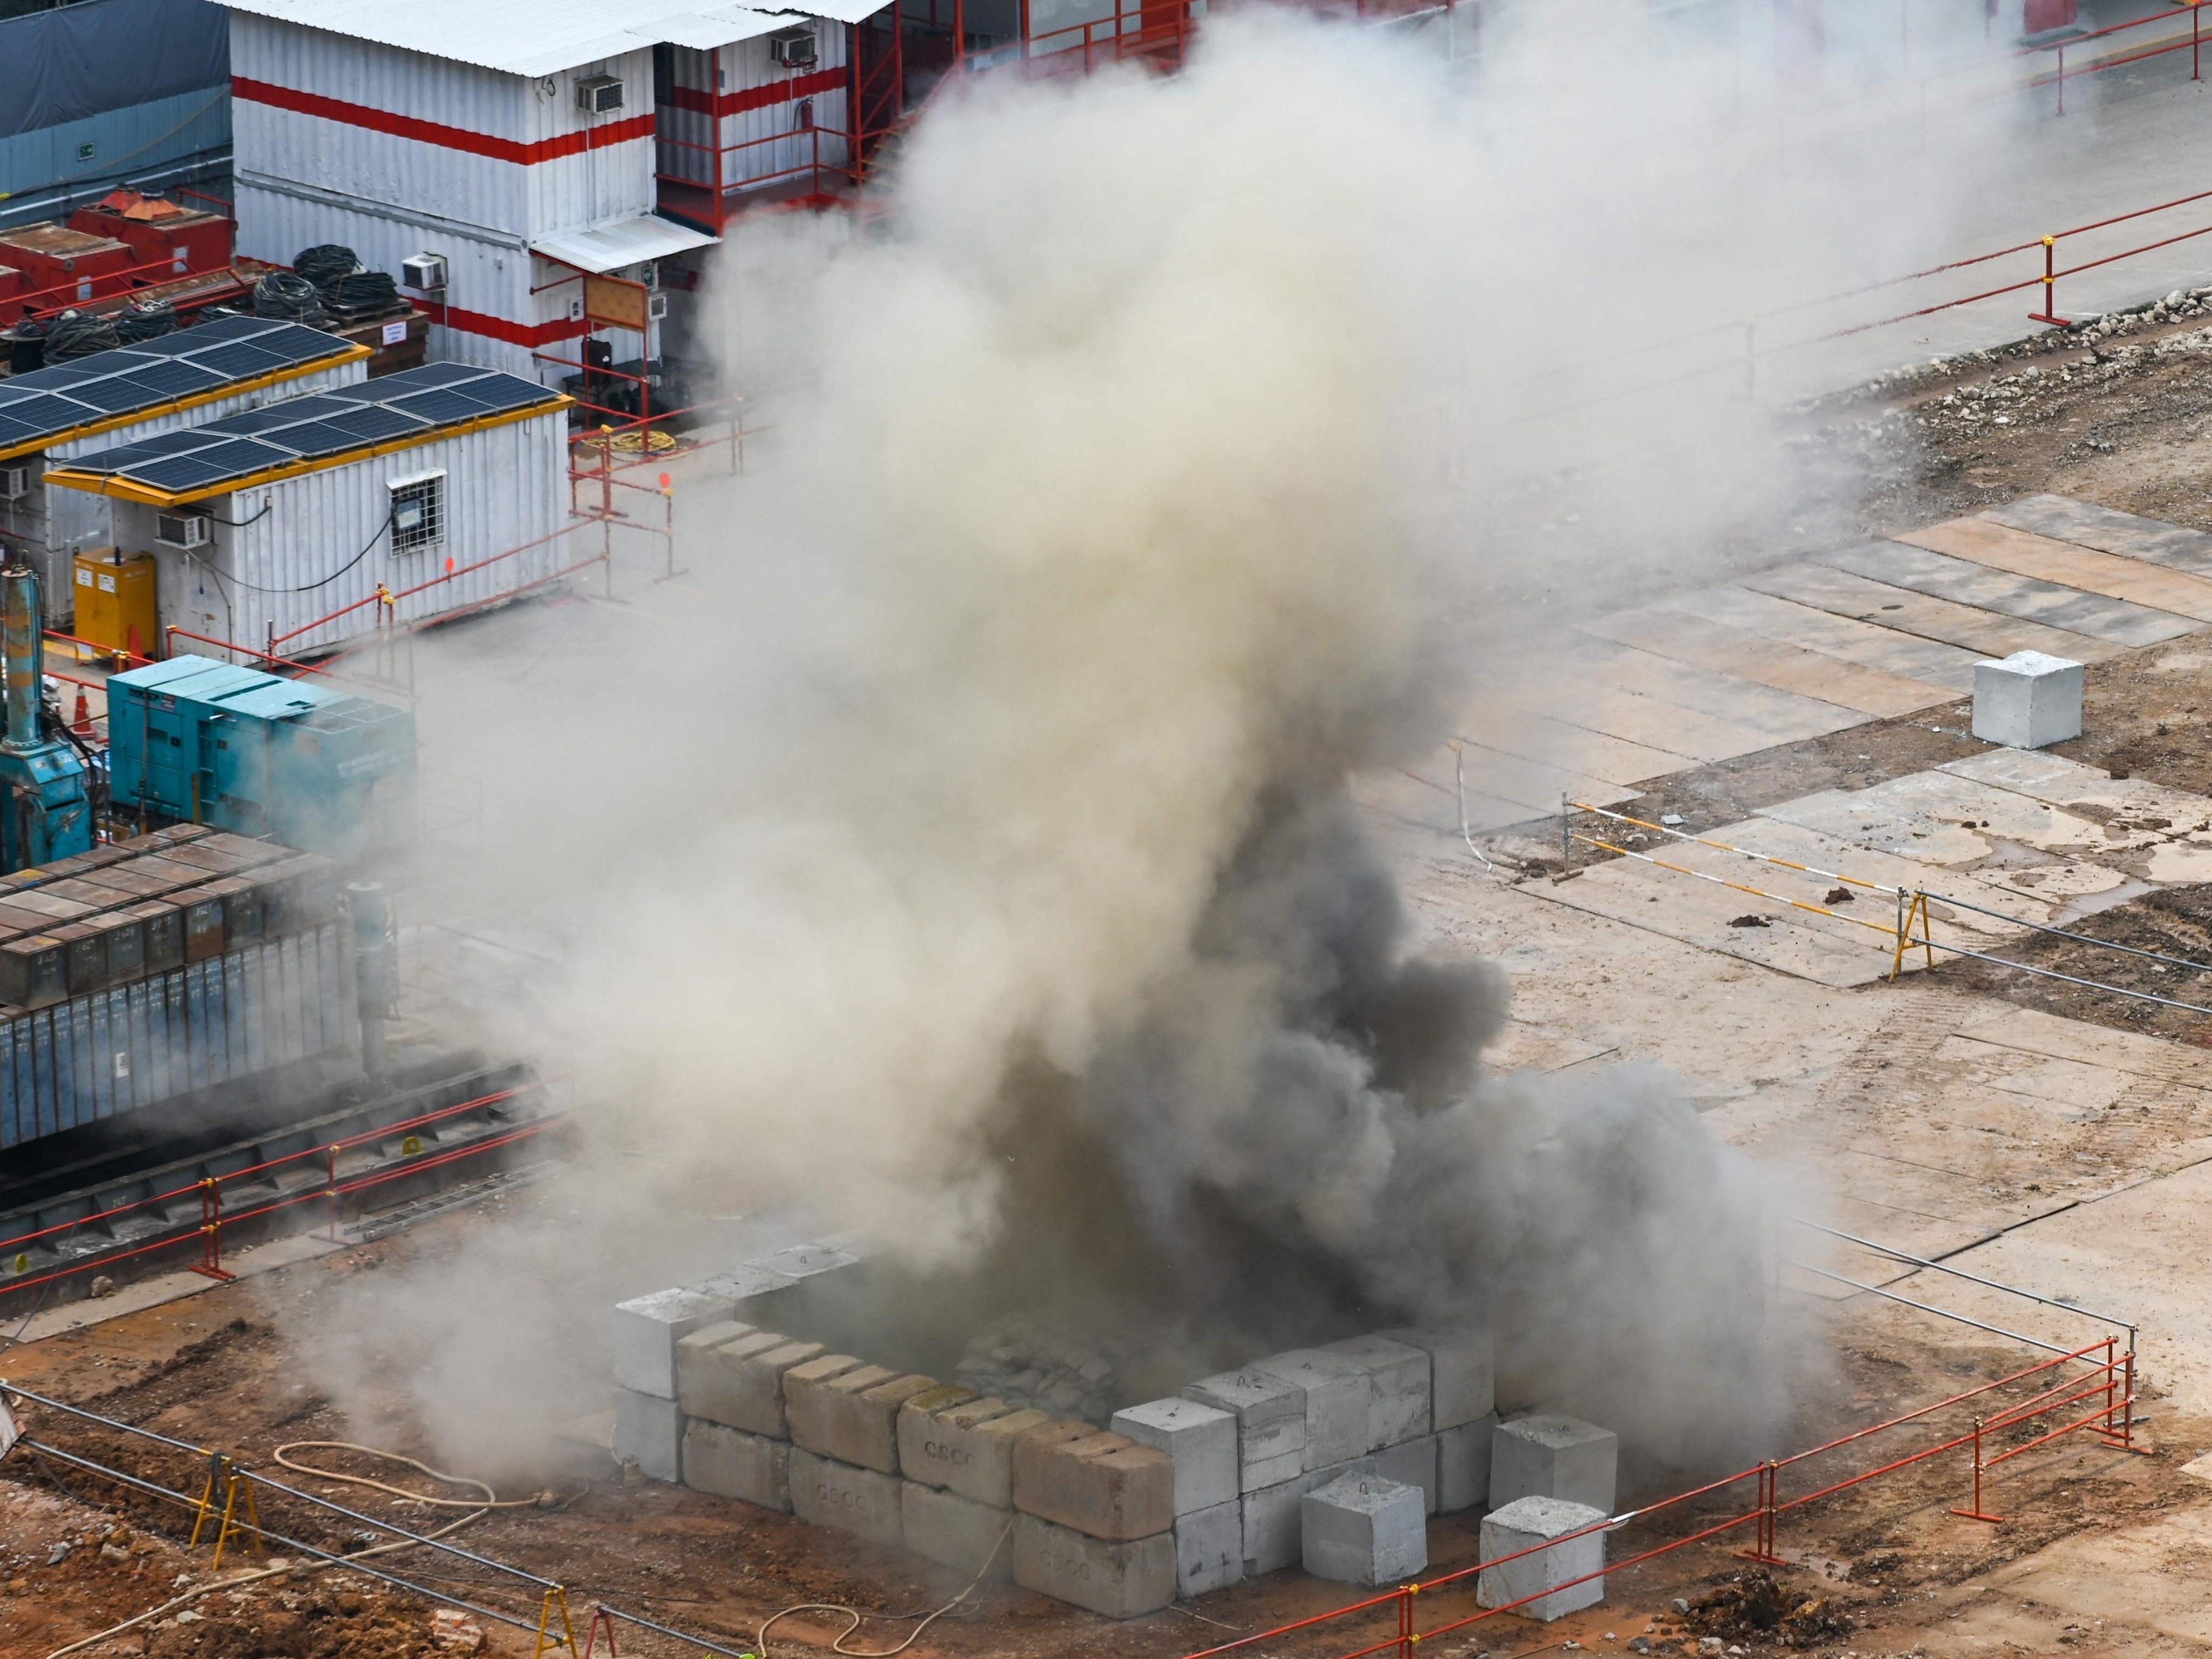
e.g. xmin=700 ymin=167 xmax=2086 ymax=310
xmin=0 ymin=825 xmax=356 ymax=1150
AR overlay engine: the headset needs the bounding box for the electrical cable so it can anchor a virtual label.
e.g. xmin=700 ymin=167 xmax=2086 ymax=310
xmin=201 ymin=500 xmax=273 ymax=530
xmin=190 ymin=509 xmax=391 ymax=597
xmin=40 ymin=1442 xmax=523 ymax=1659
xmin=754 ymin=1520 xmax=1010 ymax=1658
xmin=271 ymin=1442 xmax=546 ymax=1510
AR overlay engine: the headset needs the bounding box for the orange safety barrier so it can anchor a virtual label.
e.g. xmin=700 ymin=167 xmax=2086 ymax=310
xmin=1180 ymin=1337 xmax=2144 ymax=1659
xmin=0 ymin=1082 xmax=564 ymax=1302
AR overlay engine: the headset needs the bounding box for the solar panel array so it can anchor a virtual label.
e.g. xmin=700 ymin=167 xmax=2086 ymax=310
xmin=55 ymin=363 xmax=566 ymax=500
xmin=0 ymin=317 xmax=360 ymax=458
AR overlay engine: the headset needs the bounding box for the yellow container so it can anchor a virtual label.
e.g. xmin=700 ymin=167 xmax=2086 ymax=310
xmin=73 ymin=549 xmax=158 ymax=657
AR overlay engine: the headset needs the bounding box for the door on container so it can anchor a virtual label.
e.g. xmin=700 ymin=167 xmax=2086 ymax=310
xmin=207 ymin=712 xmax=271 ymax=836
xmin=133 ymin=693 xmax=193 ymax=819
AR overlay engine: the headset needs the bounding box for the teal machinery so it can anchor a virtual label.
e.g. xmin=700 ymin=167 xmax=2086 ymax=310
xmin=106 ymin=656 xmax=417 ymax=860
xmin=0 ymin=563 xmax=91 ymax=872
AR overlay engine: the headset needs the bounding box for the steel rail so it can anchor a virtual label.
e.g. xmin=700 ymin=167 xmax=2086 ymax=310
xmin=1926 ymin=885 xmax=2212 ymax=976
xmin=1786 ymin=1217 xmax=2138 ymax=1339
xmin=1782 ymin=1258 xmax=2079 ymax=1355
xmin=1901 ymin=930 xmax=2212 ymax=1015
xmin=1570 ymin=831 xmax=1897 ymax=936
xmin=1570 ymin=800 xmax=1893 ymax=891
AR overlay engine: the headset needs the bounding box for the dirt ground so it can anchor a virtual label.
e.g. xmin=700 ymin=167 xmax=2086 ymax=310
xmin=4 ymin=1239 xmax=2209 ymax=1659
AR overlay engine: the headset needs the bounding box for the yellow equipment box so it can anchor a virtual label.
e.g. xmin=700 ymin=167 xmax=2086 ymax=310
xmin=73 ymin=549 xmax=158 ymax=656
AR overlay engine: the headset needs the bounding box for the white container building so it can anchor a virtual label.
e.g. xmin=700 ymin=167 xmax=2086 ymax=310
xmin=0 ymin=319 xmax=370 ymax=623
xmin=209 ymin=0 xmax=892 ymax=389
xmin=42 ymin=364 xmax=572 ymax=656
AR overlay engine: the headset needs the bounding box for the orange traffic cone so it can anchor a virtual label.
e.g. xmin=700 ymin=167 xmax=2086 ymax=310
xmin=70 ymin=686 xmax=93 ymax=737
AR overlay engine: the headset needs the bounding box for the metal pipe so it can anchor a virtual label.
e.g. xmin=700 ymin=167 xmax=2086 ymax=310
xmin=1 ymin=565 xmax=41 ymax=756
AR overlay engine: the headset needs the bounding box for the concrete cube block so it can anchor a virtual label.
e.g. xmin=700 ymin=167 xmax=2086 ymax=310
xmin=787 ymin=1365 xmax=936 ymax=1475
xmin=1254 ymin=1350 xmax=1372 ymax=1468
xmin=901 ymin=1480 xmax=1014 ymax=1579
xmin=612 ymin=1287 xmax=734 ymax=1399
xmin=1489 ymin=1415 xmax=1618 ymax=1515
xmin=1372 ymin=1435 xmax=1438 ymax=1515
xmin=1437 ymin=1412 xmax=1498 ymax=1514
xmin=1011 ymin=1514 xmax=1176 ymax=1619
xmin=1321 ymin=1335 xmax=1433 ymax=1447
xmin=936 ymin=1405 xmax=1052 ymax=1509
xmin=1380 ymin=1322 xmax=1495 ymax=1431
xmin=1183 ymin=1370 xmax=1306 ymax=1493
xmin=1112 ymin=1398 xmax=1237 ymax=1517
xmin=1174 ymin=1499 xmax=1243 ymax=1598
xmin=1476 ymin=1495 xmax=1607 ymax=1621
xmin=1973 ymin=650 xmax=2083 ymax=748
xmin=684 ymin=1264 xmax=799 ymax=1328
xmin=1014 ymin=1427 xmax=1174 ymax=1542
xmin=789 ymin=1448 xmax=905 ymax=1548
xmin=614 ymin=1386 xmax=684 ymax=1484
xmin=682 ymin=1420 xmax=790 ymax=1511
xmin=1240 ymin=1467 xmax=1328 ymax=1575
xmin=1303 ymin=1472 xmax=1427 ymax=1587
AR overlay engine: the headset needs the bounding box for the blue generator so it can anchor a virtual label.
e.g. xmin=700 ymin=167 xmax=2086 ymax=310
xmin=106 ymin=657 xmax=416 ymax=860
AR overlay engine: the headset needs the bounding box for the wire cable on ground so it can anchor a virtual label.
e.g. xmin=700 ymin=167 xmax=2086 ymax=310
xmin=41 ymin=1442 xmax=510 ymax=1659
xmin=1570 ymin=800 xmax=1892 ymax=892
xmin=756 ymin=1521 xmax=1011 ymax=1658
xmin=1570 ymin=830 xmax=1897 ymax=938
xmin=271 ymin=1442 xmax=548 ymax=1510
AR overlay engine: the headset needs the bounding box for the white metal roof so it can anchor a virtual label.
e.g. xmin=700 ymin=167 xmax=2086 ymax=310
xmin=531 ymin=215 xmax=720 ymax=274
xmin=208 ymin=0 xmax=883 ymax=76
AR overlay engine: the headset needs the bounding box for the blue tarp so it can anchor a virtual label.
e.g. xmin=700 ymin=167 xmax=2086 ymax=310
xmin=1 ymin=0 xmax=229 ymax=141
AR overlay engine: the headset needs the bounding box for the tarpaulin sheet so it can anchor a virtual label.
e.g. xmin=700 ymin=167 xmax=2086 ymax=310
xmin=1 ymin=0 xmax=229 ymax=141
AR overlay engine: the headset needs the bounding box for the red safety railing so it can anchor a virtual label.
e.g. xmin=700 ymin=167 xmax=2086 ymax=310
xmin=0 ymin=1082 xmax=565 ymax=1301
xmin=1181 ymin=1338 xmax=2144 ymax=1659
xmin=2026 ymin=2 xmax=2210 ymax=116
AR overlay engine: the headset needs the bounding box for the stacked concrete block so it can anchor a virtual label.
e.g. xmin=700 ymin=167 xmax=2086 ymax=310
xmin=682 ymin=1420 xmax=791 ymax=1511
xmin=1476 ymin=1496 xmax=1607 ymax=1621
xmin=613 ymin=1286 xmax=735 ymax=1399
xmin=902 ymin=1480 xmax=1014 ymax=1579
xmin=1183 ymin=1369 xmax=1307 ymax=1491
xmin=1489 ymin=1414 xmax=1618 ymax=1515
xmin=1013 ymin=1425 xmax=1175 ymax=1540
xmin=1253 ymin=1350 xmax=1373 ymax=1469
xmin=1112 ymin=1397 xmax=1242 ymax=1597
xmin=790 ymin=1447 xmax=905 ymax=1548
xmin=787 ymin=1360 xmax=939 ymax=1473
xmin=1303 ymin=1472 xmax=1427 ymax=1587
xmin=1321 ymin=1335 xmax=1433 ymax=1449
xmin=680 ymin=1330 xmax=823 ymax=1439
xmin=900 ymin=1393 xmax=1050 ymax=1507
xmin=1382 ymin=1322 xmax=1497 ymax=1515
xmin=1371 ymin=1435 xmax=1439 ymax=1515
xmin=687 ymin=1262 xmax=801 ymax=1327
xmin=614 ymin=1387 xmax=686 ymax=1483
xmin=1012 ymin=1514 xmax=1177 ymax=1620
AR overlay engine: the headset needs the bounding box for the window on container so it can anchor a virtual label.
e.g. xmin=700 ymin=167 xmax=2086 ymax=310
xmin=389 ymin=471 xmax=445 ymax=554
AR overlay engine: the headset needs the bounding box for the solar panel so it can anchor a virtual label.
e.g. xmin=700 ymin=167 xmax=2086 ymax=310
xmin=187 ymin=342 xmax=288 ymax=378
xmin=387 ymin=361 xmax=490 ymax=389
xmin=74 ymin=375 xmax=178 ymax=415
xmin=460 ymin=378 xmax=562 ymax=416
xmin=129 ymin=439 xmax=293 ymax=492
xmin=316 ymin=405 xmax=427 ymax=445
xmin=273 ymin=421 xmax=377 ymax=461
xmin=0 ymin=394 xmax=97 ymax=430
xmin=112 ymin=429 xmax=228 ymax=460
xmin=383 ymin=388 xmax=491 ymax=425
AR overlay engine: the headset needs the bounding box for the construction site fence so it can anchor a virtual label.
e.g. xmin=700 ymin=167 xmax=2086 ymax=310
xmin=0 ymin=1383 xmax=770 ymax=1658
xmin=1180 ymin=1335 xmax=2142 ymax=1659
xmin=0 ymin=1080 xmax=567 ymax=1303
xmin=1562 ymin=801 xmax=2212 ymax=1018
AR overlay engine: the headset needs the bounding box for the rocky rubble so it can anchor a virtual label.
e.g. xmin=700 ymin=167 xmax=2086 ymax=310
xmin=951 ymin=1314 xmax=1142 ymax=1426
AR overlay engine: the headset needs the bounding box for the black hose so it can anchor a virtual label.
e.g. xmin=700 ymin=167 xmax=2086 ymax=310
xmin=291 ymin=244 xmax=363 ymax=293
xmin=114 ymin=299 xmax=177 ymax=344
xmin=44 ymin=311 xmax=121 ymax=362
xmin=253 ymin=271 xmax=325 ymax=327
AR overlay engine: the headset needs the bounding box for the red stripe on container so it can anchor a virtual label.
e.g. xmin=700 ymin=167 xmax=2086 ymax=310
xmin=232 ymin=77 xmax=655 ymax=164
xmin=658 ymin=68 xmax=847 ymax=117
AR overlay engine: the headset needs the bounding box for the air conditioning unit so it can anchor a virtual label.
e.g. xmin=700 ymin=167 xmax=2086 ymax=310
xmin=0 ymin=465 xmax=30 ymax=503
xmin=155 ymin=512 xmax=210 ymax=551
xmin=576 ymin=74 xmax=625 ymax=116
xmin=401 ymin=252 xmax=448 ymax=291
xmin=768 ymin=25 xmax=818 ymax=68
xmin=645 ymin=292 xmax=669 ymax=322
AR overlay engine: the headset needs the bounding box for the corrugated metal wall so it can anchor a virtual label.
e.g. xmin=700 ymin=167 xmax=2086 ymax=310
xmin=133 ymin=408 xmax=571 ymax=655
xmin=656 ymin=35 xmax=851 ymax=194
xmin=0 ymin=922 xmax=357 ymax=1152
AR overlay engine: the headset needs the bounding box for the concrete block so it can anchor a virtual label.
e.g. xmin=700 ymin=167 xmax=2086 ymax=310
xmin=676 ymin=1328 xmax=787 ymax=1430
xmin=1437 ymin=1413 xmax=1497 ymax=1514
xmin=1111 ymin=1398 xmax=1237 ymax=1517
xmin=1302 ymin=1472 xmax=1427 ymax=1587
xmin=1321 ymin=1335 xmax=1433 ymax=1447
xmin=1240 ymin=1467 xmax=1327 ymax=1575
xmin=898 ymin=1391 xmax=1004 ymax=1491
xmin=789 ymin=1448 xmax=905 ymax=1549
xmin=614 ymin=1386 xmax=684 ymax=1484
xmin=1380 ymin=1322 xmax=1495 ymax=1431
xmin=1174 ymin=1498 xmax=1244 ymax=1598
xmin=1973 ymin=649 xmax=2083 ymax=748
xmin=901 ymin=1480 xmax=1014 ymax=1579
xmin=611 ymin=1287 xmax=734 ymax=1400
xmin=1476 ymin=1496 xmax=1606 ymax=1621
xmin=1253 ymin=1350 xmax=1372 ymax=1468
xmin=1183 ymin=1370 xmax=1306 ymax=1493
xmin=1489 ymin=1415 xmax=1618 ymax=1515
xmin=1372 ymin=1435 xmax=1438 ymax=1515
xmin=685 ymin=1263 xmax=799 ymax=1328
xmin=1014 ymin=1427 xmax=1174 ymax=1542
xmin=1011 ymin=1513 xmax=1175 ymax=1619
xmin=682 ymin=1421 xmax=790 ymax=1511
xmin=788 ymin=1365 xmax=936 ymax=1475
